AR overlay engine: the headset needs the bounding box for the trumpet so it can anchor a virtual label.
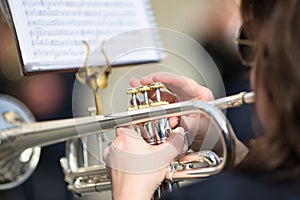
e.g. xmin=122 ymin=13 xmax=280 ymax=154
xmin=0 ymin=89 xmax=254 ymax=195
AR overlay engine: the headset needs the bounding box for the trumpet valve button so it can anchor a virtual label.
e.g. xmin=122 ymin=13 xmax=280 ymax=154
xmin=126 ymin=87 xmax=139 ymax=94
xmin=138 ymin=85 xmax=151 ymax=105
xmin=150 ymin=82 xmax=164 ymax=89
xmin=127 ymin=87 xmax=139 ymax=109
xmin=137 ymin=85 xmax=151 ymax=92
xmin=138 ymin=104 xmax=151 ymax=109
xmin=150 ymin=101 xmax=169 ymax=106
xmin=150 ymin=82 xmax=165 ymax=102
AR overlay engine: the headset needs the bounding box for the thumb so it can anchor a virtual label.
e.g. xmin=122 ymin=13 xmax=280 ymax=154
xmin=157 ymin=127 xmax=186 ymax=162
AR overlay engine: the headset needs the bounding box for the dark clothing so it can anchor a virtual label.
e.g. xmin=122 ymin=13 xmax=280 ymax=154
xmin=202 ymin=40 xmax=255 ymax=144
xmin=160 ymin=172 xmax=300 ymax=200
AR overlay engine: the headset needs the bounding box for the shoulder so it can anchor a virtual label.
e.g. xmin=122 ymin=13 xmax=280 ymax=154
xmin=160 ymin=172 xmax=300 ymax=200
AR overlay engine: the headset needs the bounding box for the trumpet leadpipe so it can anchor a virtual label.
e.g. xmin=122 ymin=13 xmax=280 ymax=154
xmin=210 ymin=91 xmax=255 ymax=109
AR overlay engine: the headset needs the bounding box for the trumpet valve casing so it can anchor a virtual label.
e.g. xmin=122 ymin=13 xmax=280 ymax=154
xmin=127 ymin=82 xmax=171 ymax=145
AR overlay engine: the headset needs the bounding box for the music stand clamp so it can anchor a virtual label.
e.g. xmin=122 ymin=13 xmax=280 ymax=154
xmin=76 ymin=41 xmax=111 ymax=115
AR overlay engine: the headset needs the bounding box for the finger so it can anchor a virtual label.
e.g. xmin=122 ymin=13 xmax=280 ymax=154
xmin=102 ymin=145 xmax=109 ymax=163
xmin=155 ymin=127 xmax=185 ymax=162
xmin=105 ymin=165 xmax=112 ymax=180
xmin=115 ymin=127 xmax=152 ymax=153
xmin=140 ymin=72 xmax=190 ymax=99
xmin=106 ymin=126 xmax=185 ymax=173
xmin=159 ymin=91 xmax=178 ymax=103
xmin=115 ymin=127 xmax=123 ymax=137
xmin=152 ymin=74 xmax=197 ymax=98
xmin=148 ymin=91 xmax=178 ymax=103
xmin=138 ymin=71 xmax=161 ymax=85
xmin=130 ymin=77 xmax=141 ymax=87
xmin=142 ymin=72 xmax=183 ymax=92
xmin=137 ymin=71 xmax=214 ymax=101
xmin=116 ymin=126 xmax=142 ymax=138
xmin=129 ymin=77 xmax=177 ymax=105
xmin=150 ymin=73 xmax=214 ymax=101
xmin=168 ymin=127 xmax=185 ymax=141
xmin=169 ymin=116 xmax=179 ymax=128
xmin=168 ymin=127 xmax=186 ymax=154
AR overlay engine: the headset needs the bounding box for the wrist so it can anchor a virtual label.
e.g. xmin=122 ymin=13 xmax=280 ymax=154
xmin=111 ymin=174 xmax=156 ymax=200
xmin=112 ymin=191 xmax=152 ymax=200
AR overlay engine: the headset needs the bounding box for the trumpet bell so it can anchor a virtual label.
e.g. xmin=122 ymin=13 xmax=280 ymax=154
xmin=0 ymin=94 xmax=41 ymax=190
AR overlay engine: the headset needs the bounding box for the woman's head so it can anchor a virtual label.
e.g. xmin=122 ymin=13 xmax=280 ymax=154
xmin=255 ymin=0 xmax=300 ymax=135
xmin=239 ymin=0 xmax=278 ymax=130
xmin=239 ymin=0 xmax=300 ymax=174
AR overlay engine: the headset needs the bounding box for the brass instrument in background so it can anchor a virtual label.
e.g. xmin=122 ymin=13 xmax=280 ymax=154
xmin=0 ymin=84 xmax=254 ymax=198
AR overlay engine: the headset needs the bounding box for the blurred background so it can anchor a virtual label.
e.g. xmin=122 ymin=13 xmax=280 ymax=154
xmin=0 ymin=0 xmax=254 ymax=199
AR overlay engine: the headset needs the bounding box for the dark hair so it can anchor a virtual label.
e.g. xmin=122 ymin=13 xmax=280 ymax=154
xmin=238 ymin=0 xmax=300 ymax=178
xmin=240 ymin=0 xmax=277 ymax=39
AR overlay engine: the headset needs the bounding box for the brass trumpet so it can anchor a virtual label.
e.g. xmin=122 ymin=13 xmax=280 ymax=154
xmin=0 ymin=89 xmax=254 ymax=195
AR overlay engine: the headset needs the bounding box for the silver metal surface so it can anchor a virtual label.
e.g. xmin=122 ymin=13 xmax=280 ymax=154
xmin=0 ymin=93 xmax=253 ymax=151
xmin=0 ymin=94 xmax=41 ymax=190
xmin=0 ymin=91 xmax=255 ymax=193
xmin=209 ymin=91 xmax=254 ymax=109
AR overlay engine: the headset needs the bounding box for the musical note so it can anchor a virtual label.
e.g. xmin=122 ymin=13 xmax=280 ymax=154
xmin=6 ymin=0 xmax=160 ymax=73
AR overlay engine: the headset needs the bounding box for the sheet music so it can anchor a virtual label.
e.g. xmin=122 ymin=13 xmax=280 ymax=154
xmin=5 ymin=0 xmax=161 ymax=74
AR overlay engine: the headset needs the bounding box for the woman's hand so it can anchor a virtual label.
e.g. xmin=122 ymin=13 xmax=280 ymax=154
xmin=103 ymin=126 xmax=186 ymax=200
xmin=130 ymin=71 xmax=214 ymax=145
xmin=131 ymin=71 xmax=248 ymax=164
xmin=130 ymin=71 xmax=214 ymax=102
